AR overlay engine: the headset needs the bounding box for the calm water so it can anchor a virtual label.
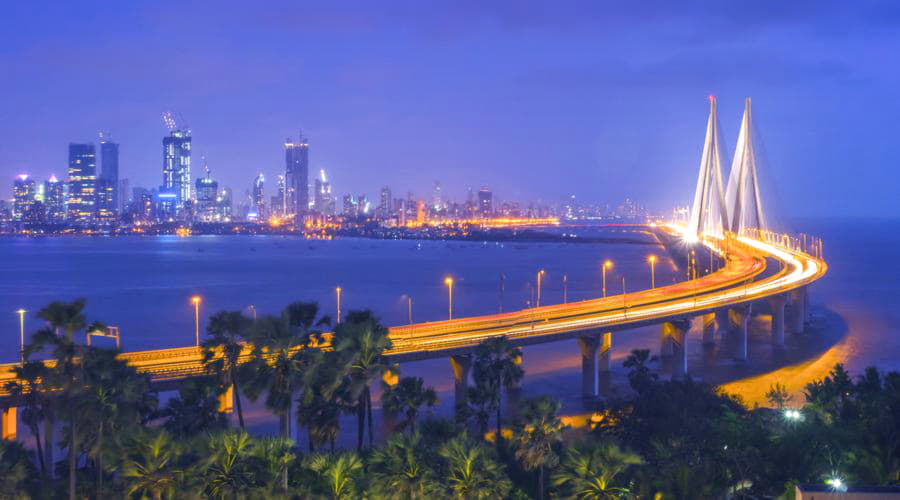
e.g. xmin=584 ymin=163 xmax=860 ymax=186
xmin=4 ymin=219 xmax=898 ymax=443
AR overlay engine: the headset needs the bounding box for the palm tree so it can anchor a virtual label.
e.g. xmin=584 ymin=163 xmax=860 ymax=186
xmin=438 ymin=435 xmax=512 ymax=498
xmin=623 ymin=349 xmax=657 ymax=393
xmin=203 ymin=430 xmax=257 ymax=499
xmin=78 ymin=346 xmax=157 ymax=498
xmin=471 ymin=336 xmax=523 ymax=450
xmin=249 ymin=436 xmax=295 ymax=494
xmin=368 ymin=432 xmax=439 ymax=499
xmin=122 ymin=430 xmax=183 ymax=500
xmin=513 ymin=396 xmax=566 ymax=500
xmin=381 ymin=376 xmax=438 ymax=434
xmin=305 ymin=452 xmax=364 ymax=499
xmin=37 ymin=299 xmax=86 ymax=340
xmin=202 ymin=310 xmax=252 ymax=428
xmin=5 ymin=359 xmax=50 ymax=475
xmin=334 ymin=310 xmax=394 ymax=450
xmin=161 ymin=377 xmax=229 ymax=437
xmin=297 ymin=350 xmax=348 ymax=452
xmin=552 ymin=441 xmax=643 ymax=499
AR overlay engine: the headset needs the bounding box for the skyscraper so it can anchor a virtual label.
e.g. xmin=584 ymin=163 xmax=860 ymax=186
xmin=44 ymin=176 xmax=66 ymax=223
xmin=12 ymin=175 xmax=36 ymax=222
xmin=284 ymin=133 xmax=309 ymax=219
xmin=99 ymin=134 xmax=119 ymax=217
xmin=432 ymin=181 xmax=442 ymax=211
xmin=478 ymin=187 xmax=493 ymax=217
xmin=95 ymin=179 xmax=116 ymax=225
xmin=195 ymin=168 xmax=219 ymax=222
xmin=314 ymin=169 xmax=334 ymax=215
xmin=378 ymin=186 xmax=392 ymax=220
xmin=252 ymin=173 xmax=265 ymax=220
xmin=162 ymin=127 xmax=191 ymax=218
xmin=67 ymin=143 xmax=97 ymax=224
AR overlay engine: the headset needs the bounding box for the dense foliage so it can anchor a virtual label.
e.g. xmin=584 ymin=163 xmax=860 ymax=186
xmin=3 ymin=299 xmax=900 ymax=499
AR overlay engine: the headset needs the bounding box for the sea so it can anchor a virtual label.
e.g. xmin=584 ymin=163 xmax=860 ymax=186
xmin=2 ymin=218 xmax=897 ymax=445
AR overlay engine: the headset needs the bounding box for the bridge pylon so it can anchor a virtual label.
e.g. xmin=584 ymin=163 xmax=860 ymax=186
xmin=725 ymin=97 xmax=767 ymax=233
xmin=687 ymin=96 xmax=730 ymax=241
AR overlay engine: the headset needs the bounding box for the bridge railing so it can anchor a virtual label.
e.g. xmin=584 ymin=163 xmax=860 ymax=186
xmin=739 ymin=228 xmax=824 ymax=261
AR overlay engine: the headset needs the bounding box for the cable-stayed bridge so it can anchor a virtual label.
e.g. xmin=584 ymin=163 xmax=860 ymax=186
xmin=0 ymin=99 xmax=828 ymax=440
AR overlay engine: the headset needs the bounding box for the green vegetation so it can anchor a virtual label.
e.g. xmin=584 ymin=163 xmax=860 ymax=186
xmin=3 ymin=299 xmax=900 ymax=498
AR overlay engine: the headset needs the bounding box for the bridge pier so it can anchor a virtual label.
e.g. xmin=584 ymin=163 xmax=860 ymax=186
xmin=769 ymin=294 xmax=786 ymax=347
xmin=598 ymin=333 xmax=612 ymax=373
xmin=577 ymin=336 xmax=599 ymax=398
xmin=660 ymin=326 xmax=674 ymax=358
xmin=702 ymin=313 xmax=716 ymax=345
xmin=663 ymin=320 xmax=690 ymax=379
xmin=732 ymin=305 xmax=752 ymax=361
xmin=450 ymin=354 xmax=472 ymax=416
xmin=217 ymin=384 xmax=234 ymax=414
xmin=1 ymin=407 xmax=15 ymax=441
xmin=715 ymin=309 xmax=731 ymax=336
xmin=790 ymin=287 xmax=807 ymax=334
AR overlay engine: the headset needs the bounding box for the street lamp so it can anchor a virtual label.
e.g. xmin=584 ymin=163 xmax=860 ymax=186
xmin=536 ymin=269 xmax=545 ymax=307
xmin=407 ymin=295 xmax=413 ymax=324
xmin=190 ymin=296 xmax=201 ymax=347
xmin=563 ymin=274 xmax=568 ymax=304
xmin=602 ymin=260 xmax=613 ymax=298
xmin=335 ymin=287 xmax=342 ymax=324
xmin=16 ymin=309 xmax=25 ymax=364
xmin=444 ymin=276 xmax=454 ymax=320
xmin=648 ymin=255 xmax=658 ymax=289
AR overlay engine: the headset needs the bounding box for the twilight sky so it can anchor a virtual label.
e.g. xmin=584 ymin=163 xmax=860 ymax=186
xmin=1 ymin=1 xmax=898 ymax=216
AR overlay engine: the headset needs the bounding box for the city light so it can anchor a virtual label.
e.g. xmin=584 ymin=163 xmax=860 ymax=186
xmin=536 ymin=269 xmax=545 ymax=307
xmin=335 ymin=287 xmax=342 ymax=324
xmin=602 ymin=260 xmax=613 ymax=298
xmin=783 ymin=409 xmax=803 ymax=421
xmin=15 ymin=308 xmax=26 ymax=364
xmin=190 ymin=296 xmax=201 ymax=347
xmin=444 ymin=276 xmax=454 ymax=320
xmin=826 ymin=476 xmax=847 ymax=492
xmin=648 ymin=255 xmax=658 ymax=289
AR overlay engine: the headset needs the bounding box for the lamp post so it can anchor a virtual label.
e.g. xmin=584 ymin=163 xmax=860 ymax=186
xmin=563 ymin=274 xmax=568 ymax=304
xmin=335 ymin=287 xmax=342 ymax=324
xmin=190 ymin=296 xmax=201 ymax=347
xmin=16 ymin=309 xmax=25 ymax=364
xmin=407 ymin=295 xmax=413 ymax=324
xmin=444 ymin=276 xmax=454 ymax=320
xmin=602 ymin=260 xmax=613 ymax=298
xmin=536 ymin=269 xmax=545 ymax=307
xmin=648 ymin=255 xmax=657 ymax=289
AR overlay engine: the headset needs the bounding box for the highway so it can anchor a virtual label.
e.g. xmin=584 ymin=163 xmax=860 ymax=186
xmin=0 ymin=225 xmax=827 ymax=397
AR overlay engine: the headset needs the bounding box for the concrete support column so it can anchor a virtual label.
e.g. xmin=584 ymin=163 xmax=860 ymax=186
xmin=715 ymin=309 xmax=731 ymax=335
xmin=663 ymin=320 xmax=690 ymax=379
xmin=733 ymin=304 xmax=752 ymax=361
xmin=660 ymin=325 xmax=674 ymax=358
xmin=702 ymin=313 xmax=716 ymax=345
xmin=791 ymin=287 xmax=806 ymax=334
xmin=577 ymin=336 xmax=599 ymax=398
xmin=1 ymin=407 xmax=16 ymax=441
xmin=217 ymin=384 xmax=234 ymax=414
xmin=450 ymin=354 xmax=472 ymax=415
xmin=769 ymin=294 xmax=786 ymax=347
xmin=598 ymin=332 xmax=612 ymax=373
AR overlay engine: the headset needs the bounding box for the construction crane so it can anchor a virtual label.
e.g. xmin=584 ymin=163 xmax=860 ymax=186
xmin=162 ymin=111 xmax=177 ymax=131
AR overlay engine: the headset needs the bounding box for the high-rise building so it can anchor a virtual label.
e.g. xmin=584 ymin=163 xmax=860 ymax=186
xmin=313 ymin=169 xmax=334 ymax=215
xmin=67 ymin=143 xmax=97 ymax=224
xmin=342 ymin=194 xmax=357 ymax=217
xmin=378 ymin=186 xmax=392 ymax=220
xmin=478 ymin=187 xmax=493 ymax=217
xmin=432 ymin=181 xmax=442 ymax=211
xmin=95 ymin=179 xmax=116 ymax=224
xmin=12 ymin=175 xmax=37 ymax=222
xmin=196 ymin=168 xmax=219 ymax=222
xmin=44 ymin=176 xmax=66 ymax=223
xmin=118 ymin=178 xmax=130 ymax=214
xmin=99 ymin=135 xmax=119 ymax=217
xmin=162 ymin=128 xmax=191 ymax=218
xmin=252 ymin=173 xmax=265 ymax=220
xmin=284 ymin=133 xmax=309 ymax=219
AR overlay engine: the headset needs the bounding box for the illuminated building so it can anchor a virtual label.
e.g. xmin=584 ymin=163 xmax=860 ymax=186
xmin=99 ymin=134 xmax=119 ymax=217
xmin=140 ymin=193 xmax=154 ymax=222
xmin=196 ymin=168 xmax=219 ymax=221
xmin=416 ymin=199 xmax=426 ymax=224
xmin=284 ymin=133 xmax=309 ymax=218
xmin=378 ymin=186 xmax=392 ymax=220
xmin=478 ymin=186 xmax=493 ymax=217
xmin=12 ymin=175 xmax=36 ymax=222
xmin=118 ymin=178 xmax=129 ymax=214
xmin=67 ymin=143 xmax=97 ymax=224
xmin=162 ymin=128 xmax=191 ymax=218
xmin=342 ymin=194 xmax=357 ymax=217
xmin=217 ymin=186 xmax=233 ymax=221
xmin=44 ymin=176 xmax=66 ymax=223
xmin=314 ymin=169 xmax=334 ymax=215
xmin=95 ymin=178 xmax=117 ymax=224
xmin=432 ymin=181 xmax=442 ymax=211
xmin=358 ymin=194 xmax=370 ymax=215
xmin=252 ymin=173 xmax=265 ymax=220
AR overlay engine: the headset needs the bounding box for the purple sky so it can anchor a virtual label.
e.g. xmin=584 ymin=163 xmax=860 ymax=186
xmin=2 ymin=1 xmax=898 ymax=216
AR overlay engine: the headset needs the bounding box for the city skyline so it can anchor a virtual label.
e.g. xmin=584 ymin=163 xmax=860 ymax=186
xmin=3 ymin=2 xmax=899 ymax=217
